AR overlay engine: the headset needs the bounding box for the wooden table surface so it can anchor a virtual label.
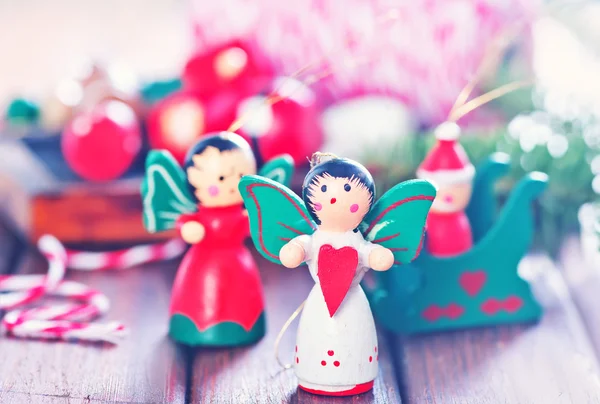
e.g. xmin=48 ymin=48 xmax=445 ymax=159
xmin=1 ymin=219 xmax=600 ymax=404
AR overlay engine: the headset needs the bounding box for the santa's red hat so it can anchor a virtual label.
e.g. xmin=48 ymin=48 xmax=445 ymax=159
xmin=416 ymin=122 xmax=474 ymax=185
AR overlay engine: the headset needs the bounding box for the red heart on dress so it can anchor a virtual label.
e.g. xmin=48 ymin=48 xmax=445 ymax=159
xmin=317 ymin=244 xmax=358 ymax=317
xmin=459 ymin=270 xmax=487 ymax=296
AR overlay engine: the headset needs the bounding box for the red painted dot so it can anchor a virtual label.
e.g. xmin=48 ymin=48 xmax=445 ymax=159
xmin=296 ymin=357 xmax=299 ymax=364
xmin=295 ymin=346 xmax=298 ymax=352
xmin=327 ymin=350 xmax=334 ymax=356
xmin=334 ymin=361 xmax=340 ymax=367
xmin=375 ymin=346 xmax=377 ymax=352
xmin=321 ymin=360 xmax=327 ymax=366
xmin=369 ymin=356 xmax=373 ymax=362
xmin=377 ymin=355 xmax=379 ymax=361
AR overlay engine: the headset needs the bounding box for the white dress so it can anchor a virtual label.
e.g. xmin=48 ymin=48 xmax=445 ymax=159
xmin=292 ymin=229 xmax=379 ymax=394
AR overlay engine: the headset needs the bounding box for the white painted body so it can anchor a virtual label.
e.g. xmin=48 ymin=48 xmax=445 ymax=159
xmin=293 ymin=229 xmax=379 ymax=393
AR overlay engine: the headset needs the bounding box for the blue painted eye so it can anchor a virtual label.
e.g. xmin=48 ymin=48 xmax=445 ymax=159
xmin=344 ymin=184 xmax=351 ymax=192
xmin=321 ymin=185 xmax=327 ymax=192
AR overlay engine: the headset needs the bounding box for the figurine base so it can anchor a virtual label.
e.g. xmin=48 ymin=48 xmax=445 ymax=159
xmin=168 ymin=312 xmax=266 ymax=347
xmin=298 ymin=380 xmax=374 ymax=397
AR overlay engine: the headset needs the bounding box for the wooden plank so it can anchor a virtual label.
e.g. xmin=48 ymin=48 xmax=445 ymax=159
xmin=0 ymin=392 xmax=81 ymax=404
xmin=191 ymin=253 xmax=402 ymax=403
xmin=559 ymin=236 xmax=600 ymax=357
xmin=395 ymin=254 xmax=600 ymax=404
xmin=0 ymin=251 xmax=187 ymax=403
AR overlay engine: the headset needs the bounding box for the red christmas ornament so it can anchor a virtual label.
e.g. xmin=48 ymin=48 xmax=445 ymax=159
xmin=147 ymin=90 xmax=242 ymax=163
xmin=183 ymin=40 xmax=272 ymax=97
xmin=236 ymin=78 xmax=322 ymax=166
xmin=62 ymin=100 xmax=141 ymax=181
xmin=148 ymin=41 xmax=275 ymax=164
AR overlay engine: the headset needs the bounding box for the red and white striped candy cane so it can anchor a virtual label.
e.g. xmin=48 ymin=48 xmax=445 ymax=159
xmin=65 ymin=238 xmax=187 ymax=271
xmin=0 ymin=235 xmax=127 ymax=343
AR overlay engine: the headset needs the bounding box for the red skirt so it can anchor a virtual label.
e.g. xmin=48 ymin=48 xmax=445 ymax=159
xmin=169 ymin=243 xmax=265 ymax=331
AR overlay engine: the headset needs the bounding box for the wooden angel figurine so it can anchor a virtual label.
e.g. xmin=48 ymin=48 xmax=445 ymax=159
xmin=141 ymin=131 xmax=293 ymax=346
xmin=240 ymin=153 xmax=436 ymax=396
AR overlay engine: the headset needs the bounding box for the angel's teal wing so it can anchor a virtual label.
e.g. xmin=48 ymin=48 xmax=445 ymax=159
xmin=360 ymin=179 xmax=436 ymax=265
xmin=141 ymin=150 xmax=197 ymax=233
xmin=239 ymin=175 xmax=316 ymax=264
xmin=258 ymin=154 xmax=294 ymax=188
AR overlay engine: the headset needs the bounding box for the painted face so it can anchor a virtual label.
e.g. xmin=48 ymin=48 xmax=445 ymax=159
xmin=186 ymin=146 xmax=256 ymax=207
xmin=430 ymin=182 xmax=473 ymax=214
xmin=306 ymin=173 xmax=372 ymax=232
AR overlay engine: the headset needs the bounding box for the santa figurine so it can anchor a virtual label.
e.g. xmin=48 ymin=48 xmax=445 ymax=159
xmin=416 ymin=122 xmax=474 ymax=257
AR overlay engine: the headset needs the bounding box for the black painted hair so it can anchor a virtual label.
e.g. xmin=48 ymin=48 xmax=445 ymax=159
xmin=302 ymin=157 xmax=376 ymax=225
xmin=183 ymin=132 xmax=254 ymax=202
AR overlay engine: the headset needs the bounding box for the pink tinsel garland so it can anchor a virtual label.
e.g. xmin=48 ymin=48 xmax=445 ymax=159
xmin=189 ymin=0 xmax=541 ymax=124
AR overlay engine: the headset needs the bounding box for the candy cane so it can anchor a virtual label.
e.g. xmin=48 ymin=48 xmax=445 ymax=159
xmin=0 ymin=235 xmax=127 ymax=343
xmin=66 ymin=238 xmax=187 ymax=271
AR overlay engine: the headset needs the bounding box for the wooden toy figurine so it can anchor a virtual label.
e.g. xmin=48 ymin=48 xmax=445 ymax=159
xmin=416 ymin=121 xmax=474 ymax=257
xmin=141 ymin=131 xmax=293 ymax=346
xmin=239 ymin=153 xmax=436 ymax=396
xmin=367 ymin=152 xmax=547 ymax=334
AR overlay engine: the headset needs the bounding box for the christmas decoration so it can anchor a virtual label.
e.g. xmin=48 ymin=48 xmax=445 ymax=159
xmin=147 ymin=40 xmax=323 ymax=166
xmin=366 ymin=152 xmax=546 ymax=334
xmin=73 ymin=62 xmax=140 ymax=114
xmin=239 ymin=153 xmax=435 ymax=396
xmin=416 ymin=121 xmax=474 ymax=256
xmin=58 ymin=238 xmax=187 ymax=271
xmin=62 ymin=100 xmax=142 ymax=182
xmin=190 ymin=0 xmax=541 ymax=125
xmin=183 ymin=40 xmax=273 ymax=98
xmin=42 ymin=62 xmax=140 ymax=132
xmin=141 ymin=132 xmax=294 ymax=346
xmin=146 ymin=90 xmax=211 ymax=164
xmin=0 ymin=235 xmax=126 ymax=343
xmin=236 ymin=77 xmax=322 ymax=166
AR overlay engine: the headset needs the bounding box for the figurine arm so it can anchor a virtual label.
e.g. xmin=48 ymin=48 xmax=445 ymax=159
xmin=279 ymin=235 xmax=311 ymax=269
xmin=360 ymin=240 xmax=394 ymax=272
xmin=176 ymin=213 xmax=205 ymax=244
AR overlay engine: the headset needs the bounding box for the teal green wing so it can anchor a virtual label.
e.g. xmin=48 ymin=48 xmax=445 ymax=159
xmin=258 ymin=154 xmax=294 ymax=187
xmin=360 ymin=179 xmax=436 ymax=264
xmin=141 ymin=150 xmax=197 ymax=233
xmin=239 ymin=175 xmax=316 ymax=264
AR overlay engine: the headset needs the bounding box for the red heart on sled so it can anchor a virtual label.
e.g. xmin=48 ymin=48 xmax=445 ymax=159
xmin=317 ymin=244 xmax=358 ymax=317
xmin=459 ymin=270 xmax=487 ymax=296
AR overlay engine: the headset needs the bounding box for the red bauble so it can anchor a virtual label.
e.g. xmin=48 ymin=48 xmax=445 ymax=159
xmin=183 ymin=40 xmax=273 ymax=97
xmin=147 ymin=90 xmax=244 ymax=163
xmin=62 ymin=100 xmax=141 ymax=181
xmin=237 ymin=78 xmax=323 ymax=166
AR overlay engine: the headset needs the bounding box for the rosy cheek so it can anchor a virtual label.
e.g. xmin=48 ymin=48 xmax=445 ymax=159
xmin=444 ymin=195 xmax=453 ymax=203
xmin=208 ymin=185 xmax=220 ymax=196
xmin=350 ymin=204 xmax=359 ymax=213
xmin=313 ymin=203 xmax=322 ymax=211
